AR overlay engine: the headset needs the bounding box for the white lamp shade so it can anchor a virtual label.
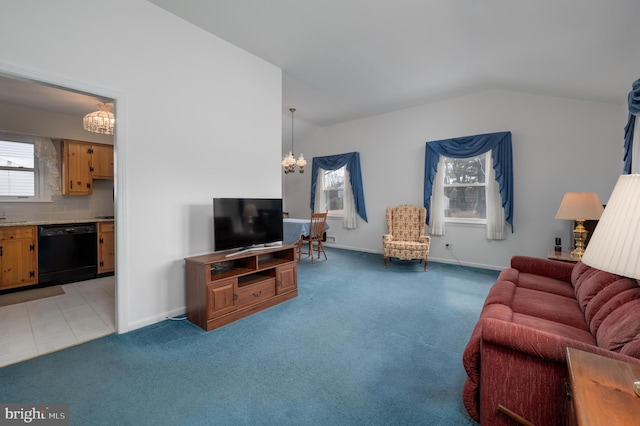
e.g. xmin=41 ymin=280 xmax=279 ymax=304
xmin=555 ymin=192 xmax=604 ymax=220
xmin=581 ymin=174 xmax=640 ymax=279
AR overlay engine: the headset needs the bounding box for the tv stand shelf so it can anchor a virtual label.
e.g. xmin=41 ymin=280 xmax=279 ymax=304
xmin=185 ymin=245 xmax=298 ymax=331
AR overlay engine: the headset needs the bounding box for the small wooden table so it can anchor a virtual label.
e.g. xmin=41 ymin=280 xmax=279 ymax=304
xmin=566 ymin=347 xmax=640 ymax=425
xmin=548 ymin=250 xmax=580 ymax=264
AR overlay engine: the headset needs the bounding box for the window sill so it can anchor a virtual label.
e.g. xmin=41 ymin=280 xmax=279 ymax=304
xmin=0 ymin=197 xmax=52 ymax=203
xmin=443 ymin=219 xmax=486 ymax=227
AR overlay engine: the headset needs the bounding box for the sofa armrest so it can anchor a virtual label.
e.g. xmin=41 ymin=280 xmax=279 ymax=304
xmin=482 ymin=317 xmax=640 ymax=366
xmin=510 ymin=256 xmax=574 ymax=283
xmin=478 ymin=318 xmax=640 ymax=425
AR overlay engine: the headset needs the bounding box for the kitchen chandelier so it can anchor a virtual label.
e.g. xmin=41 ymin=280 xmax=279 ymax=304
xmin=83 ymin=102 xmax=115 ymax=135
xmin=282 ymin=107 xmax=306 ymax=174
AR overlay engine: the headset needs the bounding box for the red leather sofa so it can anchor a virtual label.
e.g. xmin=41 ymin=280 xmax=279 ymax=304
xmin=462 ymin=256 xmax=640 ymax=425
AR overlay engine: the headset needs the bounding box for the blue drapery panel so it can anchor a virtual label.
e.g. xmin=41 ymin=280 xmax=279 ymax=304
xmin=424 ymin=131 xmax=514 ymax=231
xmin=623 ymin=78 xmax=640 ymax=174
xmin=310 ymin=152 xmax=368 ymax=222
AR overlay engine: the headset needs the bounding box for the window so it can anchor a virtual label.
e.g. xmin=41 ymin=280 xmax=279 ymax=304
xmin=0 ymin=135 xmax=51 ymax=202
xmin=323 ymin=166 xmax=345 ymax=216
xmin=442 ymin=152 xmax=489 ymax=223
xmin=0 ymin=140 xmax=35 ymax=197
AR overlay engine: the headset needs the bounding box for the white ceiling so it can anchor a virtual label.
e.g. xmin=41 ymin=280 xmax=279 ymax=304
xmin=148 ymin=0 xmax=640 ymax=126
xmin=1 ymin=1 xmax=639 ymax=127
xmin=0 ymin=74 xmax=110 ymax=118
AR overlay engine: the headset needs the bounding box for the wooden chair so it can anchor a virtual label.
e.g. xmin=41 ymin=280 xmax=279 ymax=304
xmin=298 ymin=211 xmax=328 ymax=263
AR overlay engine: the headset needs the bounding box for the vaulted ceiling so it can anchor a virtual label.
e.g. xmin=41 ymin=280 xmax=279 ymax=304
xmin=1 ymin=1 xmax=638 ymax=128
xmin=148 ymin=0 xmax=640 ymax=126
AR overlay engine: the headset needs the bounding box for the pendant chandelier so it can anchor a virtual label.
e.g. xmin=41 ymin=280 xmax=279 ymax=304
xmin=83 ymin=102 xmax=115 ymax=135
xmin=282 ymin=107 xmax=306 ymax=174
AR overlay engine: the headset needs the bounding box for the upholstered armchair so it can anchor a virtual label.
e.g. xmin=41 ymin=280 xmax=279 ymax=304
xmin=383 ymin=205 xmax=431 ymax=271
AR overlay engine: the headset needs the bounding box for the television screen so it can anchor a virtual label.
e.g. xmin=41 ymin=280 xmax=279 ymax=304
xmin=213 ymin=198 xmax=283 ymax=252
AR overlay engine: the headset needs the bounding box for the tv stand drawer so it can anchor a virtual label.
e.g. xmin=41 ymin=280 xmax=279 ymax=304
xmin=236 ymin=278 xmax=276 ymax=308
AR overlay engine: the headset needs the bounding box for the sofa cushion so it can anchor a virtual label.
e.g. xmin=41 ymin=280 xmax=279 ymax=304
xmin=496 ymin=267 xmax=519 ymax=284
xmin=512 ymin=313 xmax=596 ymax=345
xmin=516 ymin=273 xmax=575 ymax=298
xmin=585 ymin=281 xmax=640 ymax=335
xmin=483 ymin=281 xmax=515 ymax=307
xmin=620 ymin=339 xmax=640 ymax=358
xmin=573 ymin=263 xmax=626 ymax=313
xmin=511 ymin=287 xmax=588 ymax=331
xmin=597 ymin=299 xmax=640 ymax=352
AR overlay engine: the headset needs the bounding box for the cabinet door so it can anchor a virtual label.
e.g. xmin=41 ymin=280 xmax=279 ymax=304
xmin=0 ymin=226 xmax=37 ymax=290
xmin=97 ymin=221 xmax=115 ymax=274
xmin=91 ymin=144 xmax=114 ymax=179
xmin=207 ymin=278 xmax=237 ymax=319
xmin=63 ymin=140 xmax=92 ymax=195
xmin=276 ymin=263 xmax=297 ymax=294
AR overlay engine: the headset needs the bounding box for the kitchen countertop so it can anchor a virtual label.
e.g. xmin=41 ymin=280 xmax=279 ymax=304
xmin=0 ymin=217 xmax=114 ymax=227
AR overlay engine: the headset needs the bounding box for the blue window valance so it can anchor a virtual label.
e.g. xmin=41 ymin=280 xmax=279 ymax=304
xmin=623 ymin=78 xmax=640 ymax=174
xmin=310 ymin=151 xmax=368 ymax=222
xmin=424 ymin=131 xmax=514 ymax=231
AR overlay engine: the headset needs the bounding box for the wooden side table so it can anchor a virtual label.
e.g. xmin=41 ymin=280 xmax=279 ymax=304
xmin=548 ymin=250 xmax=580 ymax=264
xmin=566 ymin=347 xmax=640 ymax=425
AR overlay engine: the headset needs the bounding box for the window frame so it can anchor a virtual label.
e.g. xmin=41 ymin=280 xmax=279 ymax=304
xmin=0 ymin=134 xmax=52 ymax=203
xmin=442 ymin=151 xmax=489 ymax=225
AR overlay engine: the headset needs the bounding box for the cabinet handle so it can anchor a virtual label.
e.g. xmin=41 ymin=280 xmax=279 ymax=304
xmin=234 ymin=293 xmax=238 ymax=301
xmin=70 ymin=180 xmax=73 ymax=189
xmin=252 ymin=290 xmax=263 ymax=298
xmin=277 ymin=279 xmax=282 ymax=287
xmin=0 ymin=245 xmax=2 ymax=256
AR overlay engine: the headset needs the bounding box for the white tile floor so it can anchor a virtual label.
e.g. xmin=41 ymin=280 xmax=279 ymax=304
xmin=0 ymin=276 xmax=115 ymax=367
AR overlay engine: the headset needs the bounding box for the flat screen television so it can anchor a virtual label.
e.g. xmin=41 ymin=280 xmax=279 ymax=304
xmin=213 ymin=198 xmax=283 ymax=252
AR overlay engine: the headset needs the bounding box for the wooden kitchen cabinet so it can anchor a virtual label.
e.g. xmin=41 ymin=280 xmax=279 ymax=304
xmin=0 ymin=226 xmax=38 ymax=290
xmin=90 ymin=144 xmax=114 ymax=179
xmin=97 ymin=221 xmax=115 ymax=274
xmin=62 ymin=140 xmax=114 ymax=195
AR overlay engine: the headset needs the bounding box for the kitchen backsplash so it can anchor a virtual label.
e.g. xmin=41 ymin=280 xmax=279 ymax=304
xmin=2 ymin=179 xmax=114 ymax=222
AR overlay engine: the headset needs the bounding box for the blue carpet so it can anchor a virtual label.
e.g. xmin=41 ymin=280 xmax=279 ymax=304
xmin=0 ymin=248 xmax=498 ymax=425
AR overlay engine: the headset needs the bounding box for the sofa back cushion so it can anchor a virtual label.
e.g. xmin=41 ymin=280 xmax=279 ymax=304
xmin=572 ymin=262 xmax=640 ymax=356
xmin=572 ymin=262 xmax=638 ymax=325
xmin=596 ymin=299 xmax=640 ymax=356
xmin=573 ymin=262 xmax=621 ymax=311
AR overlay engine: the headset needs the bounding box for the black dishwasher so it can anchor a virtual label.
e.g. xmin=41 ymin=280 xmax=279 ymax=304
xmin=38 ymin=223 xmax=97 ymax=285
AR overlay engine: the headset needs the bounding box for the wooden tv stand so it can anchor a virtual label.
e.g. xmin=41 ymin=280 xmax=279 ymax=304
xmin=185 ymin=245 xmax=298 ymax=331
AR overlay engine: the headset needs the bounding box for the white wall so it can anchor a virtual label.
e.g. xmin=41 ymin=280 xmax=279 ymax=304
xmin=0 ymin=0 xmax=282 ymax=331
xmin=284 ymin=90 xmax=625 ymax=270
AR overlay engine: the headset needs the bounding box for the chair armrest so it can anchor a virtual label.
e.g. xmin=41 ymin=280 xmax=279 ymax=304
xmin=418 ymin=235 xmax=431 ymax=244
xmin=382 ymin=234 xmax=394 ymax=243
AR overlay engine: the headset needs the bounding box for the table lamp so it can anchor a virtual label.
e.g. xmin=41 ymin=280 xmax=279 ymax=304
xmin=581 ymin=174 xmax=640 ymax=396
xmin=555 ymin=192 xmax=604 ymax=259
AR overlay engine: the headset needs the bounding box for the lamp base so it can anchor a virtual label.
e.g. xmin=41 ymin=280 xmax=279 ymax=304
xmin=571 ymin=220 xmax=589 ymax=259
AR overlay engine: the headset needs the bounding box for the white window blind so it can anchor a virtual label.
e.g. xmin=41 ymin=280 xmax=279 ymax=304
xmin=0 ymin=140 xmax=35 ymax=197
